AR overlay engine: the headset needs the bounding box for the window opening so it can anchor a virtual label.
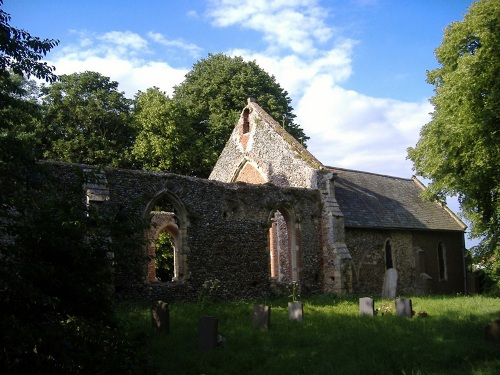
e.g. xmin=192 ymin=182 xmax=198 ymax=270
xmin=437 ymin=242 xmax=447 ymax=280
xmin=155 ymin=231 xmax=175 ymax=282
xmin=385 ymin=239 xmax=393 ymax=269
xmin=269 ymin=208 xmax=298 ymax=282
xmin=243 ymin=108 xmax=250 ymax=133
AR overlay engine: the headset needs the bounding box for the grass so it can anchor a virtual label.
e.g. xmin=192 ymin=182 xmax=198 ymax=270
xmin=117 ymin=295 xmax=500 ymax=375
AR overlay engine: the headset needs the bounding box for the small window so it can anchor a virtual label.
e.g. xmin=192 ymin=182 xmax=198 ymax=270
xmin=385 ymin=239 xmax=393 ymax=269
xmin=437 ymin=242 xmax=447 ymax=280
xmin=243 ymin=108 xmax=250 ymax=133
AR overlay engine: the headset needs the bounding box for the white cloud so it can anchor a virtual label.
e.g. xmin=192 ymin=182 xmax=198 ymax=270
xmin=49 ymin=31 xmax=189 ymax=98
xmin=147 ymin=32 xmax=203 ymax=58
xmin=295 ymin=75 xmax=432 ymax=177
xmin=207 ymin=0 xmax=332 ymax=54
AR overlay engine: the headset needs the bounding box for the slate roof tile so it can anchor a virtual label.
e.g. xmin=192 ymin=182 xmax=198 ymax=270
xmin=329 ymin=167 xmax=466 ymax=232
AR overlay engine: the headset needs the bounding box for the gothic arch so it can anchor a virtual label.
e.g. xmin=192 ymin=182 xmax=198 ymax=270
xmin=267 ymin=204 xmax=301 ymax=283
xmin=230 ymin=158 xmax=267 ymax=184
xmin=144 ymin=190 xmax=189 ymax=283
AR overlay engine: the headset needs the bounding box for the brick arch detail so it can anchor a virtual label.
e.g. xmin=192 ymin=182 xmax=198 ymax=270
xmin=231 ymin=159 xmax=267 ymax=184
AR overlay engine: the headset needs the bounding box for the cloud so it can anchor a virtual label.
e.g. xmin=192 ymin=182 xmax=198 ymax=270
xmin=295 ymin=75 xmax=432 ymax=176
xmin=147 ymin=32 xmax=203 ymax=58
xmin=207 ymin=0 xmax=332 ymax=54
xmin=49 ymin=31 xmax=189 ymax=98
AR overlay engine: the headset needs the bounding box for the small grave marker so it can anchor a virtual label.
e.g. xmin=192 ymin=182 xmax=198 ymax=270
xmin=199 ymin=315 xmax=219 ymax=352
xmin=395 ymin=298 xmax=413 ymax=318
xmin=359 ymin=297 xmax=374 ymax=316
xmin=288 ymin=301 xmax=303 ymax=322
xmin=151 ymin=300 xmax=170 ymax=334
xmin=252 ymin=305 xmax=271 ymax=331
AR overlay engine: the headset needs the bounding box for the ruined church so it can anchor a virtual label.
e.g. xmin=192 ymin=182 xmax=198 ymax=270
xmin=56 ymin=98 xmax=467 ymax=300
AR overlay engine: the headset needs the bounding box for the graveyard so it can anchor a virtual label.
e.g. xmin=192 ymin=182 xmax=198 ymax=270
xmin=119 ymin=294 xmax=500 ymax=374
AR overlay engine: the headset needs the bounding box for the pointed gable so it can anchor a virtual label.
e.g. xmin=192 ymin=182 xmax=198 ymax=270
xmin=210 ymin=98 xmax=324 ymax=188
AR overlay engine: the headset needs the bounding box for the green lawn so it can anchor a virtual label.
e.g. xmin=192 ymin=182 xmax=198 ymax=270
xmin=118 ymin=295 xmax=500 ymax=375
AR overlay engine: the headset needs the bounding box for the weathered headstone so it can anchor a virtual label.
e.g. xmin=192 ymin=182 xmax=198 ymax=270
xmin=485 ymin=319 xmax=500 ymax=343
xmin=359 ymin=297 xmax=374 ymax=316
xmin=199 ymin=316 xmax=219 ymax=352
xmin=151 ymin=300 xmax=170 ymax=333
xmin=288 ymin=301 xmax=303 ymax=322
xmin=252 ymin=305 xmax=271 ymax=331
xmin=382 ymin=268 xmax=398 ymax=299
xmin=395 ymin=298 xmax=413 ymax=318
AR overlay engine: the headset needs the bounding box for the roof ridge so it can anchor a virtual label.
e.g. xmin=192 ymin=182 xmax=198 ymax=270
xmin=326 ymin=165 xmax=413 ymax=181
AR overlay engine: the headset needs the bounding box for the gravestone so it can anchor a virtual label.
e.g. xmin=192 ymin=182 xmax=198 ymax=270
xmin=382 ymin=268 xmax=398 ymax=299
xmin=288 ymin=301 xmax=303 ymax=322
xmin=252 ymin=305 xmax=271 ymax=331
xmin=395 ymin=298 xmax=413 ymax=318
xmin=151 ymin=300 xmax=170 ymax=334
xmin=359 ymin=297 xmax=374 ymax=316
xmin=199 ymin=316 xmax=219 ymax=352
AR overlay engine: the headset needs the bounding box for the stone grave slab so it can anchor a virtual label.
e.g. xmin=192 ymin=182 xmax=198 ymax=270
xmin=252 ymin=305 xmax=271 ymax=331
xmin=288 ymin=301 xmax=303 ymax=322
xmin=382 ymin=268 xmax=398 ymax=299
xmin=395 ymin=298 xmax=413 ymax=318
xmin=359 ymin=297 xmax=374 ymax=316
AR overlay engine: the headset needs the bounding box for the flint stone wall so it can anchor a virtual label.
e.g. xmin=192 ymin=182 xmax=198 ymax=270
xmin=44 ymin=161 xmax=323 ymax=301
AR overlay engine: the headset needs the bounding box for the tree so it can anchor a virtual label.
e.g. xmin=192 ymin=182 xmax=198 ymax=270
xmin=40 ymin=71 xmax=135 ymax=168
xmin=0 ymin=3 xmax=153 ymax=372
xmin=166 ymin=53 xmax=308 ymax=177
xmin=132 ymin=87 xmax=197 ymax=174
xmin=407 ymin=0 xmax=500 ymax=291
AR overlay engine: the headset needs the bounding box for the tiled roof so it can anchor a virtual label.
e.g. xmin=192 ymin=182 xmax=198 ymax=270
xmin=329 ymin=167 xmax=466 ymax=232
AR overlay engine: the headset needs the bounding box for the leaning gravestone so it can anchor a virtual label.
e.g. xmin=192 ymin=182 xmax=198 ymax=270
xmin=395 ymin=298 xmax=413 ymax=318
xmin=252 ymin=305 xmax=271 ymax=331
xmin=199 ymin=316 xmax=219 ymax=352
xmin=359 ymin=297 xmax=374 ymax=316
xmin=151 ymin=300 xmax=170 ymax=334
xmin=382 ymin=268 xmax=398 ymax=299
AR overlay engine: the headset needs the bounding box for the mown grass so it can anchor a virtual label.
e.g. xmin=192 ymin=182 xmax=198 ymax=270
xmin=117 ymin=295 xmax=500 ymax=375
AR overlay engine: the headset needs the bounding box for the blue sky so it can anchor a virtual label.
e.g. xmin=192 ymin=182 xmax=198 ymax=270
xmin=4 ymin=0 xmax=477 ymax=240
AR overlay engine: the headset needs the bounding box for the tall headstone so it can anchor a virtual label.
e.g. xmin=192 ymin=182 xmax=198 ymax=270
xmin=199 ymin=316 xmax=219 ymax=352
xmin=252 ymin=305 xmax=271 ymax=331
xmin=151 ymin=301 xmax=170 ymax=334
xmin=382 ymin=268 xmax=398 ymax=299
xmin=395 ymin=298 xmax=413 ymax=318
xmin=359 ymin=297 xmax=374 ymax=316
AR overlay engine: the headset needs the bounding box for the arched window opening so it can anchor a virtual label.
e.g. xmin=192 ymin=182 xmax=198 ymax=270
xmin=243 ymin=108 xmax=250 ymax=133
xmin=385 ymin=239 xmax=393 ymax=270
xmin=269 ymin=207 xmax=299 ymax=283
xmin=437 ymin=241 xmax=447 ymax=281
xmin=155 ymin=231 xmax=175 ymax=282
xmin=144 ymin=190 xmax=189 ymax=283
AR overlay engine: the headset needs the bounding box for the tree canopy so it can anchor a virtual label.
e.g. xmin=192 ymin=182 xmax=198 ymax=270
xmin=407 ymin=0 xmax=500 ymax=289
xmin=40 ymin=71 xmax=135 ymax=168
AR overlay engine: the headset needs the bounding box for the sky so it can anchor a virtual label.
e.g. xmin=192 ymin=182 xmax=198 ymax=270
xmin=4 ymin=0 xmax=478 ymax=242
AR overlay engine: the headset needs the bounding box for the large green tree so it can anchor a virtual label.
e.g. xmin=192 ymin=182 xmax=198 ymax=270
xmin=132 ymin=87 xmax=197 ymax=174
xmin=144 ymin=53 xmax=308 ymax=177
xmin=40 ymin=71 xmax=135 ymax=168
xmin=407 ymin=0 xmax=500 ymax=289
